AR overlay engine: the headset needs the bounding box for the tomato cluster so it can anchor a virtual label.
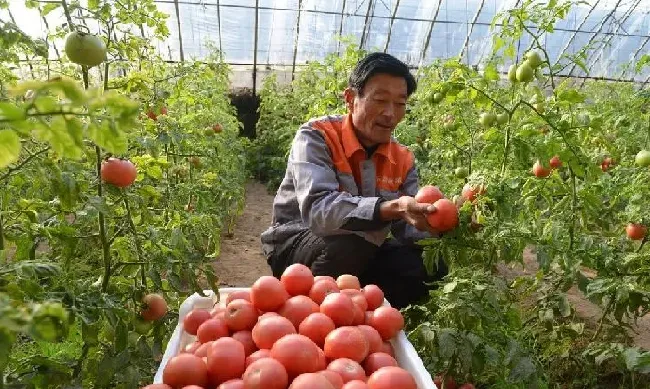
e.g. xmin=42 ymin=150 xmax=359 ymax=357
xmin=414 ymin=185 xmax=459 ymax=232
xmin=143 ymin=265 xmax=416 ymax=389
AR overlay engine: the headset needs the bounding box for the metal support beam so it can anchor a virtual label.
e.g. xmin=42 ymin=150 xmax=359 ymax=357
xmin=459 ymin=0 xmax=487 ymax=64
xmin=359 ymin=0 xmax=374 ymax=50
xmin=173 ymin=0 xmax=184 ymax=61
xmin=620 ymin=35 xmax=650 ymax=80
xmin=417 ymin=0 xmax=444 ymax=68
xmin=553 ymin=0 xmax=601 ymax=67
xmin=383 ymin=0 xmax=400 ymax=52
xmin=336 ymin=0 xmax=347 ymax=53
xmin=291 ymin=0 xmax=303 ymax=82
xmin=252 ymin=0 xmax=259 ymax=94
xmin=217 ymin=0 xmax=223 ymax=61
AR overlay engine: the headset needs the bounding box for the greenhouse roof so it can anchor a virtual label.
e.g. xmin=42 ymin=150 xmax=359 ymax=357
xmin=4 ymin=0 xmax=650 ymax=89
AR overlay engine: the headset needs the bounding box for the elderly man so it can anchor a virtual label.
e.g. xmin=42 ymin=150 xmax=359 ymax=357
xmin=260 ymin=52 xmax=447 ymax=308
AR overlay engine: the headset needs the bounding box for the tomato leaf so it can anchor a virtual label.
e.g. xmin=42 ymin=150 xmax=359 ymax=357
xmin=558 ymin=89 xmax=585 ymax=103
xmin=0 ymin=130 xmax=21 ymax=168
xmin=87 ymin=122 xmax=128 ymax=154
xmin=0 ymin=102 xmax=26 ymax=121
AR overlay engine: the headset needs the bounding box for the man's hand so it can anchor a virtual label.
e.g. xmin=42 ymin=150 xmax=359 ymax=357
xmin=379 ymin=196 xmax=439 ymax=234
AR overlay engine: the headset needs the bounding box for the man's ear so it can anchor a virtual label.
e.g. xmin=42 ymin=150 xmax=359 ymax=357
xmin=343 ymin=87 xmax=356 ymax=112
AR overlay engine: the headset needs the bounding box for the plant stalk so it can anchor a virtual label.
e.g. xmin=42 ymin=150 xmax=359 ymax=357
xmin=123 ymin=195 xmax=146 ymax=287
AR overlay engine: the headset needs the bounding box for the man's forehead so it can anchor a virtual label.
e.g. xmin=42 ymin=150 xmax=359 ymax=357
xmin=364 ymin=76 xmax=407 ymax=96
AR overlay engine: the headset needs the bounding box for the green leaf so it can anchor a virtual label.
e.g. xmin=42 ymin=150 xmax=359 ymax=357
xmin=0 ymin=102 xmax=26 ymax=121
xmin=635 ymin=54 xmax=650 ymax=73
xmin=558 ymin=294 xmax=571 ymax=317
xmin=41 ymin=3 xmax=59 ymax=15
xmin=0 ymin=130 xmax=21 ymax=168
xmin=87 ymin=122 xmax=128 ymax=154
xmin=558 ymin=88 xmax=586 ymax=103
xmin=483 ymin=64 xmax=500 ymax=81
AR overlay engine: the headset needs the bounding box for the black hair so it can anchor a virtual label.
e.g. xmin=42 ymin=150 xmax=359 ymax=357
xmin=348 ymin=52 xmax=417 ymax=96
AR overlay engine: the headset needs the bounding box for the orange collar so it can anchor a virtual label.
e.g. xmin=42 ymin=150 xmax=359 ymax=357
xmin=341 ymin=114 xmax=396 ymax=164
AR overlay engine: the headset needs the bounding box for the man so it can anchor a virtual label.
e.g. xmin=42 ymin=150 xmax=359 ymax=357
xmin=260 ymin=52 xmax=447 ymax=309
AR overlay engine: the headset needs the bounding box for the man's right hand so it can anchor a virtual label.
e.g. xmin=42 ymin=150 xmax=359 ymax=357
xmin=379 ymin=196 xmax=439 ymax=234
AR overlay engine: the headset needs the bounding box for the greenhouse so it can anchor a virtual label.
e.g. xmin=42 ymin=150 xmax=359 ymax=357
xmin=2 ymin=0 xmax=650 ymax=388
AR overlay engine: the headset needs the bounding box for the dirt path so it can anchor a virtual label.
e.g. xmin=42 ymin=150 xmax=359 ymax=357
xmin=213 ymin=181 xmax=273 ymax=287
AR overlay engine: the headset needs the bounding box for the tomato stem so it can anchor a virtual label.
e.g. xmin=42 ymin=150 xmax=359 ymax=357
xmin=569 ymin=168 xmax=577 ymax=253
xmin=123 ymin=194 xmax=146 ymax=288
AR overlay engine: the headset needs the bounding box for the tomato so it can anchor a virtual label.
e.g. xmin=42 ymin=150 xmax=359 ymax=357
xmin=352 ymin=305 xmax=365 ymax=326
xmin=224 ymin=299 xmax=258 ymax=332
xmin=147 ymin=110 xmax=158 ymax=121
xmin=160 ymin=106 xmax=168 ymax=115
xmin=210 ymin=306 xmax=225 ymax=319
xmin=496 ymin=112 xmax=509 ymax=125
xmin=327 ymin=358 xmax=366 ymax=383
xmin=362 ymin=285 xmax=384 ymax=311
xmin=310 ymin=279 xmax=341 ymax=304
xmin=181 ymin=386 xmax=203 ymax=389
xmin=278 ymin=295 xmax=318 ymax=329
xmin=242 ymin=358 xmax=289 ymax=389
xmin=478 ymin=112 xmax=496 ymax=127
xmin=183 ymin=309 xmax=212 ymax=335
xmin=626 ymin=223 xmax=647 ymax=241
xmin=357 ymin=325 xmax=383 ymax=354
xmin=369 ymin=307 xmax=404 ymax=341
xmin=196 ymin=318 xmax=229 ymax=344
xmin=270 ymin=334 xmax=322 ymax=377
xmin=194 ymin=341 xmax=214 ymax=358
xmin=189 ymin=157 xmax=202 ymax=169
xmin=458 ymin=383 xmax=476 ymax=389
xmin=532 ymin=161 xmax=550 ymax=178
xmin=289 ymin=373 xmax=337 ymax=389
xmin=549 ymin=155 xmax=562 ymax=169
xmin=320 ymin=370 xmax=344 ymax=389
xmin=298 ymin=312 xmax=335 ymax=347
xmin=225 ymin=290 xmax=251 ymax=305
xmin=321 ymin=293 xmax=355 ymax=327
xmin=454 ymin=167 xmax=468 ymax=179
xmin=258 ymin=312 xmax=280 ymax=321
xmin=251 ymin=315 xmax=296 ymax=349
xmin=64 ymin=31 xmax=107 ymax=67
xmin=367 ymin=367 xmax=416 ymax=389
xmin=141 ymin=385 xmax=172 ymax=389
xmin=414 ymin=185 xmax=444 ymax=204
xmin=317 ymin=347 xmax=327 ymax=370
xmin=324 ymin=326 xmax=369 ymax=362
xmin=217 ymin=379 xmax=244 ymax=389
xmin=314 ymin=275 xmax=336 ymax=283
xmin=183 ymin=341 xmax=201 ymax=354
xmin=378 ymin=341 xmax=394 ymax=357
xmin=101 ymin=158 xmax=137 ymax=188
xmin=336 ymin=275 xmax=360 ymax=290
xmin=251 ymin=276 xmax=289 ymax=312
xmin=426 ymin=199 xmax=459 ymax=232
xmin=363 ymin=353 xmax=398 ymax=375
xmin=461 ymin=184 xmax=480 ymax=202
xmin=133 ymin=317 xmax=153 ymax=335
xmin=525 ymin=50 xmax=543 ymax=68
xmin=232 ymin=330 xmax=257 ymax=356
xmin=434 ymin=374 xmax=457 ymax=389
xmin=207 ymin=337 xmax=246 ymax=385
xmin=635 ymin=150 xmax=650 ymax=167
xmin=281 ymin=263 xmax=315 ymax=296
xmin=246 ymin=349 xmax=271 ymax=368
xmin=342 ymin=380 xmax=369 ymax=389
xmin=516 ymin=62 xmax=534 ymax=82
xmin=507 ymin=64 xmax=518 ymax=82
xmin=162 ymin=353 xmax=208 ymax=388
xmin=340 ymin=289 xmax=368 ymax=312
xmin=213 ymin=123 xmax=223 ymax=133
xmin=140 ymin=293 xmax=167 ymax=321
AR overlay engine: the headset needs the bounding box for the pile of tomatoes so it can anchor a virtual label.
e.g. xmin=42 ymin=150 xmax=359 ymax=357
xmin=143 ymin=264 xmax=417 ymax=389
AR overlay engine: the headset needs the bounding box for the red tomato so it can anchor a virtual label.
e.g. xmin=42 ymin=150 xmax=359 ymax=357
xmin=242 ymin=358 xmax=289 ymax=389
xmin=299 ymin=312 xmax=336 ymax=347
xmin=141 ymin=293 xmax=167 ymax=321
xmin=183 ymin=309 xmax=211 ymax=335
xmin=549 ymin=155 xmax=562 ymax=169
xmin=342 ymin=380 xmax=369 ymax=389
xmin=217 ymin=379 xmax=244 ymax=389
xmin=270 ymin=334 xmax=322 ymax=377
xmin=197 ymin=318 xmax=229 ymax=344
xmin=101 ymin=158 xmax=137 ymax=188
xmin=320 ymin=370 xmax=344 ymax=389
xmin=279 ymin=295 xmax=320 ymax=328
xmin=369 ymin=307 xmax=404 ymax=341
xmin=225 ymin=299 xmax=258 ymax=332
xmin=320 ymin=293 xmax=355 ymax=327
xmin=434 ymin=374 xmax=457 ymax=389
xmin=378 ymin=341 xmax=394 ymax=357
xmin=317 ymin=347 xmax=327 ymax=370
xmin=281 ymin=264 xmax=315 ymax=296
xmin=289 ymin=373 xmax=337 ymax=389
xmin=336 ymin=275 xmax=360 ymax=290
xmin=341 ymin=289 xmax=368 ymax=312
xmin=366 ymin=366 xmax=416 ymax=389
xmin=183 ymin=341 xmax=200 ymax=354
xmin=210 ymin=306 xmax=225 ymax=319
xmin=415 ymin=185 xmax=444 ymax=204
xmin=246 ymin=349 xmax=271 ymax=368
xmin=146 ymin=110 xmax=157 ymax=121
xmin=251 ymin=315 xmax=296 ymax=350
xmin=194 ymin=341 xmax=214 ymax=358
xmin=251 ymin=276 xmax=289 ymax=312
xmin=461 ymin=184 xmax=478 ymax=202
xmin=426 ymin=199 xmax=459 ymax=232
xmin=327 ymin=358 xmax=366 ymax=383
xmin=160 ymin=106 xmax=168 ymax=115
xmin=225 ymin=290 xmax=251 ymax=305
xmin=232 ymin=330 xmax=257 ymax=356
xmin=626 ymin=223 xmax=647 ymax=240
xmin=141 ymin=385 xmax=172 ymax=389
xmin=213 ymin=123 xmax=223 ymax=133
xmin=532 ymin=161 xmax=550 ymax=178
xmin=363 ymin=353 xmax=398 ymax=375
xmin=352 ymin=305 xmax=365 ymax=325
xmin=314 ymin=275 xmax=336 ymax=283
xmin=206 ymin=337 xmax=246 ymax=385
xmin=458 ymin=383 xmax=476 ymax=389
xmin=258 ymin=312 xmax=280 ymax=321
xmin=357 ymin=325 xmax=383 ymax=354
xmin=324 ymin=326 xmax=369 ymax=363
xmin=162 ymin=354 xmax=208 ymax=388
xmin=310 ymin=279 xmax=341 ymax=305
xmin=362 ymin=285 xmax=385 ymax=311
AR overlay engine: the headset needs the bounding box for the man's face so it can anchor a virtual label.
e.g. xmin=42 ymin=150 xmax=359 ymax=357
xmin=344 ymin=73 xmax=408 ymax=148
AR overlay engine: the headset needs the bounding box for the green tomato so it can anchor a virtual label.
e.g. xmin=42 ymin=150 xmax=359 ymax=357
xmin=525 ymin=50 xmax=543 ymax=68
xmin=204 ymin=127 xmax=215 ymax=137
xmin=454 ymin=167 xmax=469 ymax=178
xmin=508 ymin=64 xmax=518 ymax=83
xmin=516 ymin=62 xmax=535 ymax=82
xmin=133 ymin=317 xmax=153 ymax=335
xmin=30 ymin=302 xmax=70 ymax=342
xmin=496 ymin=113 xmax=509 ymax=125
xmin=64 ymin=31 xmax=107 ymax=67
xmin=443 ymin=121 xmax=457 ymax=131
xmin=635 ymin=150 xmax=650 ymax=167
xmin=479 ymin=112 xmax=497 ymax=127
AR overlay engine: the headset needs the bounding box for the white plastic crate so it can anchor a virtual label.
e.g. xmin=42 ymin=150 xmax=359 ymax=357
xmin=154 ymin=287 xmax=437 ymax=389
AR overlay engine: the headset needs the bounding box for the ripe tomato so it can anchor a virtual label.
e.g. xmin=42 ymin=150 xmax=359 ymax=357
xmin=196 ymin=318 xmax=229 ymax=344
xmin=207 ymin=337 xmax=246 ymax=385
xmin=101 ymin=158 xmax=137 ymax=188
xmin=324 ymin=326 xmax=369 ymax=362
xmin=232 ymin=330 xmax=257 ymax=356
xmin=626 ymin=223 xmax=647 ymax=240
xmin=310 ymin=279 xmax=341 ymax=304
xmin=327 ymin=358 xmax=366 ymax=383
xmin=281 ymin=264 xmax=315 ymax=296
xmin=279 ymin=295 xmax=319 ymax=328
xmin=532 ymin=161 xmax=550 ymax=178
xmin=160 ymin=106 xmax=168 ymax=115
xmin=270 ymin=334 xmax=322 ymax=377
xmin=320 ymin=293 xmax=355 ymax=327
xmin=549 ymin=155 xmax=562 ymax=169
xmin=367 ymin=366 xmax=416 ymax=389
xmin=461 ymin=183 xmax=480 ymax=202
xmin=141 ymin=385 xmax=172 ymax=389
xmin=414 ymin=185 xmax=444 ymax=204
xmin=363 ymin=353 xmax=398 ymax=375
xmin=317 ymin=347 xmax=327 ymax=370
xmin=378 ymin=341 xmax=395 ymax=357
xmin=246 ymin=349 xmax=271 ymax=368
xmin=258 ymin=312 xmax=280 ymax=321
xmin=337 ymin=275 xmax=361 ymax=290
xmin=225 ymin=290 xmax=251 ymax=305
xmin=314 ymin=275 xmax=336 ymax=283
xmin=64 ymin=31 xmax=107 ymax=67
xmin=426 ymin=199 xmax=459 ymax=232
xmin=362 ymin=285 xmax=384 ymax=311
xmin=183 ymin=309 xmax=211 ymax=335
xmin=251 ymin=315 xmax=296 ymax=350
xmin=162 ymin=353 xmax=208 ymax=388
xmin=458 ymin=383 xmax=476 ymax=389
xmin=343 ymin=380 xmax=369 ymax=389
xmin=369 ymin=307 xmax=404 ymax=341
xmin=298 ymin=312 xmax=336 ymax=347
xmin=217 ymin=379 xmax=244 ymax=389
xmin=213 ymin=123 xmax=223 ymax=133
xmin=289 ymin=373 xmax=337 ymax=389
xmin=211 ymin=306 xmax=226 ymax=319
xmin=140 ymin=293 xmax=167 ymax=321
xmin=352 ymin=305 xmax=365 ymax=325
xmin=146 ymin=110 xmax=158 ymax=121
xmin=434 ymin=374 xmax=457 ymax=389
xmin=341 ymin=289 xmax=368 ymax=312
xmin=320 ymin=370 xmax=344 ymax=389
xmin=183 ymin=341 xmax=201 ymax=354
xmin=357 ymin=325 xmax=383 ymax=354
xmin=251 ymin=276 xmax=289 ymax=312
xmin=194 ymin=341 xmax=214 ymax=358
xmin=225 ymin=299 xmax=258 ymax=332
xmin=242 ymin=358 xmax=289 ymax=389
